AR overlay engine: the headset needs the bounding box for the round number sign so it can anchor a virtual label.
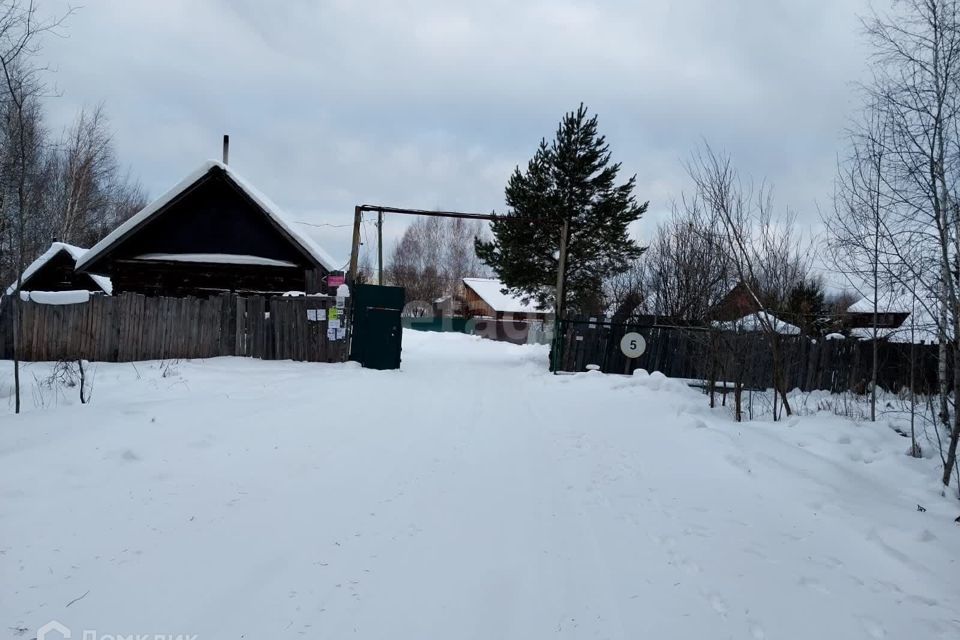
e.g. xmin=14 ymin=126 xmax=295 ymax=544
xmin=620 ymin=332 xmax=646 ymax=358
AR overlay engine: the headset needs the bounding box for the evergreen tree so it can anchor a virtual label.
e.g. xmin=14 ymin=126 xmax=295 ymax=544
xmin=475 ymin=104 xmax=647 ymax=316
xmin=781 ymin=277 xmax=827 ymax=336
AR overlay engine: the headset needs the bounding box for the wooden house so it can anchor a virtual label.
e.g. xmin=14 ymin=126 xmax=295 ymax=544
xmin=843 ymin=295 xmax=910 ymax=331
xmin=461 ymin=277 xmax=550 ymax=321
xmin=7 ymin=242 xmax=111 ymax=295
xmin=77 ymin=160 xmax=337 ymax=297
xmin=709 ymin=282 xmax=760 ymax=322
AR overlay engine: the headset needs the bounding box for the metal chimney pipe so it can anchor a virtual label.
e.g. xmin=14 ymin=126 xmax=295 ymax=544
xmin=222 ymin=134 xmax=230 ymax=165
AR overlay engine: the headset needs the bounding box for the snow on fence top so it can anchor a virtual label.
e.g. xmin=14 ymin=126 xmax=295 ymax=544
xmin=19 ymin=289 xmax=91 ymax=305
xmin=77 ymin=160 xmax=340 ymax=273
xmin=462 ymin=277 xmax=548 ymax=314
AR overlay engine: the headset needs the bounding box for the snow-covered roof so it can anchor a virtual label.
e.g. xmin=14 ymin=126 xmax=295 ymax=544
xmin=847 ymin=292 xmax=911 ymax=314
xmin=841 ymin=287 xmax=947 ymax=343
xmin=7 ymin=242 xmax=112 ymax=295
xmin=715 ymin=310 xmax=801 ymax=335
xmin=133 ymin=253 xmax=298 ymax=268
xmin=850 ymin=310 xmax=942 ymax=343
xmin=462 ymin=277 xmax=548 ymax=315
xmin=76 ymin=160 xmax=338 ymax=273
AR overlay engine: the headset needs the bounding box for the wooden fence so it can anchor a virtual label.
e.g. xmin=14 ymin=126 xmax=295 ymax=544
xmin=556 ymin=318 xmax=946 ymax=394
xmin=0 ymin=292 xmax=349 ymax=363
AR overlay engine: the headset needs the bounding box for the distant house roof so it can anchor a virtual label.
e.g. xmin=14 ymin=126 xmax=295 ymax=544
xmin=462 ymin=278 xmax=549 ymax=315
xmin=709 ymin=281 xmax=762 ymax=322
xmin=715 ymin=310 xmax=801 ymax=335
xmin=850 ymin=305 xmax=940 ymax=343
xmin=7 ymin=242 xmax=111 ymax=295
xmin=77 ymin=160 xmax=338 ymax=274
xmin=847 ymin=292 xmax=912 ymax=314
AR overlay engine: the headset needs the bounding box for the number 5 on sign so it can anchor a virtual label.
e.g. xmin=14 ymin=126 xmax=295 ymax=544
xmin=620 ymin=332 xmax=646 ymax=358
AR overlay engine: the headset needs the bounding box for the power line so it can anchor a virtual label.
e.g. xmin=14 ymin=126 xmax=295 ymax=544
xmin=294 ymin=220 xmax=355 ymax=229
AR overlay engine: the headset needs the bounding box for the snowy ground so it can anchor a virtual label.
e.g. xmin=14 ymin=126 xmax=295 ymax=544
xmin=1 ymin=331 xmax=958 ymax=639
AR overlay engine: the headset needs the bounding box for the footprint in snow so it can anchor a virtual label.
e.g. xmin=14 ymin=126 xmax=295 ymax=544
xmin=918 ymin=529 xmax=938 ymax=543
xmin=748 ymin=621 xmax=766 ymax=639
xmin=798 ymin=576 xmax=831 ymax=595
xmin=702 ymin=592 xmax=728 ymax=618
xmin=679 ymin=558 xmax=701 ymax=575
xmin=858 ymin=616 xmax=887 ymax=638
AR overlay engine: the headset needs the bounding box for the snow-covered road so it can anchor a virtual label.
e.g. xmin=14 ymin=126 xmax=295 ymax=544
xmin=1 ymin=331 xmax=958 ymax=639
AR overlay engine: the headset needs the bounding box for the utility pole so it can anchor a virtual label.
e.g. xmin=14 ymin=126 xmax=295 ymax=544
xmin=551 ymin=219 xmax=569 ymax=373
xmin=555 ymin=219 xmax=569 ymax=318
xmin=377 ymin=209 xmax=384 ymax=285
xmin=348 ymin=205 xmax=362 ymax=284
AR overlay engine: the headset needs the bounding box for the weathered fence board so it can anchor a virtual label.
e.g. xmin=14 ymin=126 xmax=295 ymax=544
xmin=557 ymin=319 xmax=949 ymax=394
xmin=0 ymin=292 xmax=349 ymax=364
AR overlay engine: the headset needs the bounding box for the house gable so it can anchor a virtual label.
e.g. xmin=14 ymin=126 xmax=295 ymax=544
xmin=81 ymin=165 xmax=322 ymax=273
xmin=76 ymin=162 xmax=337 ymax=297
xmin=20 ymin=249 xmax=102 ymax=292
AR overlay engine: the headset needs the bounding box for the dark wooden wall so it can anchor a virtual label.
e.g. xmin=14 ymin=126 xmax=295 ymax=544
xmin=108 ymin=260 xmax=309 ymax=298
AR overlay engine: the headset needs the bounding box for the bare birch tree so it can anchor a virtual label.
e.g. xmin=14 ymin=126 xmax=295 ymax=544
xmin=861 ymin=0 xmax=960 ymax=489
xmin=51 ymin=103 xmax=145 ymax=246
xmin=0 ymin=0 xmax=70 ymax=413
xmin=826 ymin=108 xmax=897 ymax=423
xmin=686 ymin=144 xmax=815 ymax=420
xmin=643 ymin=196 xmax=734 ymax=322
xmin=387 ymin=216 xmax=486 ymax=310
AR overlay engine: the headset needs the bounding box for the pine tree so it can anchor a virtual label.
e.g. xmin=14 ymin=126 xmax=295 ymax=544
xmin=475 ymin=104 xmax=647 ymax=316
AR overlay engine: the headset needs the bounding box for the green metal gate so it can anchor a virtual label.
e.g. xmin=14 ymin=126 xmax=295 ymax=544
xmin=350 ymin=284 xmax=405 ymax=370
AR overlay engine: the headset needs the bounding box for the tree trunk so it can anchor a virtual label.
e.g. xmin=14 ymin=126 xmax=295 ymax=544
xmin=871 ymin=278 xmax=878 ymax=422
xmin=910 ymin=333 xmax=919 ymax=457
xmin=943 ymin=341 xmax=960 ymax=488
xmin=770 ymin=335 xmax=792 ymax=418
xmin=12 ymin=296 xmax=20 ymax=414
xmin=938 ymin=294 xmax=950 ymax=433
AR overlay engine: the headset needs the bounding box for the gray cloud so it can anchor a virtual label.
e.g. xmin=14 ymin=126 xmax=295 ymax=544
xmin=40 ymin=0 xmax=870 ymax=264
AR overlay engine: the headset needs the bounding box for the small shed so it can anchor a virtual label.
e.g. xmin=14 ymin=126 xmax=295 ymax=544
xmin=844 ymin=294 xmax=910 ymax=331
xmin=461 ymin=277 xmax=550 ymax=321
xmin=7 ymin=242 xmax=111 ymax=295
xmin=77 ymin=160 xmax=338 ymax=297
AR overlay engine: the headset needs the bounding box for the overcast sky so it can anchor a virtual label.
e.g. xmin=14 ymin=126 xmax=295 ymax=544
xmin=40 ymin=0 xmax=871 ymax=265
